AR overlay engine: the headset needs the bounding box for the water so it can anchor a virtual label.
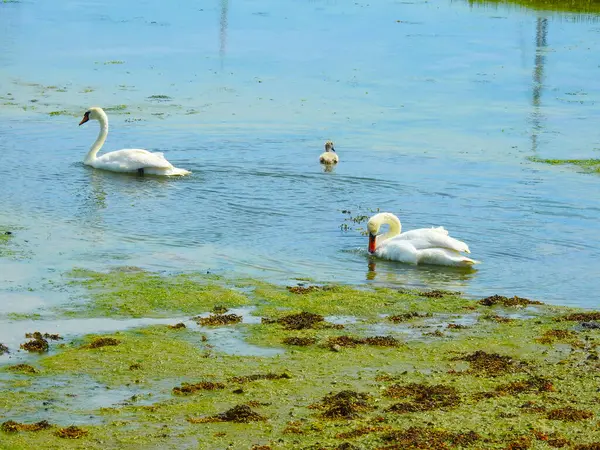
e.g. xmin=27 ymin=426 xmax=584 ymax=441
xmin=1 ymin=0 xmax=599 ymax=313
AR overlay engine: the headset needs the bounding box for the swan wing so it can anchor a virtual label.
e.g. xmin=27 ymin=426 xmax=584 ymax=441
xmin=94 ymin=149 xmax=174 ymax=171
xmin=389 ymin=228 xmax=471 ymax=254
xmin=376 ymin=239 xmax=418 ymax=264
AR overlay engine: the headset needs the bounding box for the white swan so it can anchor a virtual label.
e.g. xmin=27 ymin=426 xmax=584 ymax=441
xmin=319 ymin=140 xmax=339 ymax=165
xmin=78 ymin=107 xmax=190 ymax=176
xmin=367 ymin=212 xmax=479 ymax=267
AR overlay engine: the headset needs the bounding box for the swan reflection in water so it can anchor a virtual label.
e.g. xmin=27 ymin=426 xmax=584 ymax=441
xmin=366 ymin=257 xmax=477 ymax=290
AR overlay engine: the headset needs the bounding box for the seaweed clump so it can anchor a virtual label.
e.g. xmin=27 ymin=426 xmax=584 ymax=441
xmin=559 ymin=312 xmax=600 ymax=322
xmin=479 ymin=295 xmax=543 ymax=307
xmin=536 ymin=329 xmax=577 ymax=344
xmin=20 ymin=334 xmax=49 ymax=353
xmin=381 ymin=427 xmax=480 ymax=449
xmin=419 ymin=290 xmax=458 ymax=298
xmin=81 ymin=337 xmax=120 ymax=349
xmin=230 ymin=373 xmax=291 ymax=383
xmin=55 ymin=426 xmax=88 ymax=439
xmin=310 ymin=390 xmax=373 ymax=420
xmin=0 ymin=343 xmax=9 ymax=355
xmin=388 ymin=312 xmax=431 ymax=323
xmin=25 ymin=332 xmax=62 ymax=341
xmin=1 ymin=420 xmax=52 ymax=433
xmin=168 ymin=323 xmax=186 ymax=329
xmin=478 ymin=377 xmax=554 ymax=399
xmin=482 ymin=314 xmax=514 ymax=324
xmin=196 ymin=314 xmax=242 ymax=326
xmin=573 ymin=444 xmax=600 ymax=450
xmin=532 ymin=430 xmax=570 ymax=448
xmin=546 ymin=407 xmax=593 ymax=422
xmin=453 ymin=351 xmax=526 ymax=377
xmin=173 ymin=381 xmax=226 ymax=395
xmin=287 ymin=285 xmax=332 ymax=294
xmin=7 ymin=364 xmax=38 ymax=374
xmin=326 ymin=336 xmax=364 ymax=349
xmin=188 ymin=404 xmax=266 ymax=423
xmin=384 ymin=383 xmax=460 ymax=413
xmin=326 ymin=335 xmax=400 ymax=351
xmin=365 ymin=336 xmax=401 ymax=347
xmin=504 ymin=436 xmax=532 ymax=450
xmin=272 ymin=312 xmax=324 ymax=330
xmin=282 ymin=336 xmax=316 ymax=346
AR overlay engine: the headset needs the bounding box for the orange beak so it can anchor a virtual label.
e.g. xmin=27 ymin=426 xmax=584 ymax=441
xmin=368 ymin=233 xmax=377 ymax=254
xmin=79 ymin=113 xmax=89 ymax=126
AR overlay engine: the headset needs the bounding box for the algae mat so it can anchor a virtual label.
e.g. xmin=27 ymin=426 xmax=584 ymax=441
xmin=2 ymin=270 xmax=600 ymax=449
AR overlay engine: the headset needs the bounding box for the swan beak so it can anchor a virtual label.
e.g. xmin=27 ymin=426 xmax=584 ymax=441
xmin=368 ymin=233 xmax=377 ymax=254
xmin=79 ymin=113 xmax=90 ymax=126
xmin=332 ymin=147 xmax=336 ymax=152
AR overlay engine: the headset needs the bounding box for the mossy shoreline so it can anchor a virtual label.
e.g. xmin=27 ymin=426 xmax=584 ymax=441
xmin=2 ymin=268 xmax=600 ymax=449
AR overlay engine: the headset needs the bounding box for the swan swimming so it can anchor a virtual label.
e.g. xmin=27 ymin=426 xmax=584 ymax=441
xmin=319 ymin=140 xmax=339 ymax=165
xmin=78 ymin=107 xmax=190 ymax=176
xmin=367 ymin=212 xmax=479 ymax=267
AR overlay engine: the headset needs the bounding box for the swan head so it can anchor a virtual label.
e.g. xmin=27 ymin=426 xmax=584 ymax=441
xmin=79 ymin=107 xmax=105 ymax=126
xmin=324 ymin=140 xmax=335 ymax=153
xmin=367 ymin=215 xmax=381 ymax=254
xmin=367 ymin=212 xmax=401 ymax=253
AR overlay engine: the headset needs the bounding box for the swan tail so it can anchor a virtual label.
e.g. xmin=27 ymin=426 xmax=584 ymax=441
xmin=166 ymin=167 xmax=191 ymax=176
xmin=462 ymin=257 xmax=480 ymax=266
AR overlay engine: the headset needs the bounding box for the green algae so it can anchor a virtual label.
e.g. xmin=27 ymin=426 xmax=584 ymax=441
xmin=104 ymin=104 xmax=128 ymax=113
xmin=250 ymin=282 xmax=475 ymax=319
xmin=4 ymin=273 xmax=600 ymax=448
xmin=468 ymin=0 xmax=600 ymax=14
xmin=0 ymin=229 xmax=23 ymax=258
xmin=48 ymin=110 xmax=69 ymax=116
xmin=66 ymin=268 xmax=250 ymax=317
xmin=528 ymin=157 xmax=600 ymax=173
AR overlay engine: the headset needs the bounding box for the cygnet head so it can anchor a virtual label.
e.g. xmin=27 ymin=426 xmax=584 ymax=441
xmin=79 ymin=107 xmax=105 ymax=126
xmin=324 ymin=140 xmax=335 ymax=152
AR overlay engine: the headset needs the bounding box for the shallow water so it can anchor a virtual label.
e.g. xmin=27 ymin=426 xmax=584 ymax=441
xmin=0 ymin=308 xmax=278 ymax=362
xmin=1 ymin=0 xmax=599 ymax=313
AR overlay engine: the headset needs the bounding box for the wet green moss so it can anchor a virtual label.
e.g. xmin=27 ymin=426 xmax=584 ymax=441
xmin=4 ymin=273 xmax=600 ymax=448
xmin=66 ymin=268 xmax=250 ymax=317
xmin=48 ymin=110 xmax=69 ymax=116
xmin=250 ymin=282 xmax=475 ymax=319
xmin=0 ymin=229 xmax=20 ymax=258
xmin=469 ymin=0 xmax=600 ymax=14
xmin=528 ymin=157 xmax=600 ymax=173
xmin=104 ymin=104 xmax=128 ymax=113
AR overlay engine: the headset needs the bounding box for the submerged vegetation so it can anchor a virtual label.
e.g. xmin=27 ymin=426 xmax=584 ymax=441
xmin=528 ymin=156 xmax=600 ymax=173
xmin=1 ymin=269 xmax=600 ymax=448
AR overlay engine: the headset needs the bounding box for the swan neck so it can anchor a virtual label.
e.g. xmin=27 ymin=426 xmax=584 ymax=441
xmin=84 ymin=113 xmax=108 ymax=164
xmin=378 ymin=214 xmax=402 ymax=244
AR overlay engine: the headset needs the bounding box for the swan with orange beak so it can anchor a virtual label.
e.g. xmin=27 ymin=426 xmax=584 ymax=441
xmin=367 ymin=212 xmax=479 ymax=267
